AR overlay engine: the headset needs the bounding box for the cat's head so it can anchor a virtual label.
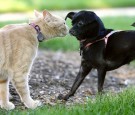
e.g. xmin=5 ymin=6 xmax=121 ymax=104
xmin=31 ymin=10 xmax=69 ymax=40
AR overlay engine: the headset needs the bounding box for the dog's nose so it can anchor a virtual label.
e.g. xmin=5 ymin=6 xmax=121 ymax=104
xmin=69 ymin=30 xmax=76 ymax=36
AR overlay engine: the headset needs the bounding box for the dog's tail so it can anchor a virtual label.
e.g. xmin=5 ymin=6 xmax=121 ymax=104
xmin=131 ymin=22 xmax=135 ymax=27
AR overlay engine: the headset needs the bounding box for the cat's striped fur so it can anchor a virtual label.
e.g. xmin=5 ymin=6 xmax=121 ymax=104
xmin=0 ymin=10 xmax=68 ymax=110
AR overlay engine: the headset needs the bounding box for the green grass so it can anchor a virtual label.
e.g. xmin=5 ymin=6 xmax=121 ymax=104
xmin=41 ymin=0 xmax=135 ymax=9
xmin=0 ymin=0 xmax=135 ymax=12
xmin=1 ymin=16 xmax=135 ymax=51
xmin=1 ymin=87 xmax=135 ymax=115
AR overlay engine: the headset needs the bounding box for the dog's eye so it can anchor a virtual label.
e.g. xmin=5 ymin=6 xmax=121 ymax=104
xmin=78 ymin=21 xmax=84 ymax=27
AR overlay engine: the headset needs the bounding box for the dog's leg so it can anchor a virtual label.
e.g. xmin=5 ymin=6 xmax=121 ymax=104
xmin=97 ymin=68 xmax=106 ymax=92
xmin=58 ymin=61 xmax=91 ymax=100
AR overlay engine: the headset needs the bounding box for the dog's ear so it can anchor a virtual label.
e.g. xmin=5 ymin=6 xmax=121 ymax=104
xmin=92 ymin=14 xmax=105 ymax=36
xmin=65 ymin=12 xmax=76 ymax=20
xmin=95 ymin=16 xmax=104 ymax=28
xmin=131 ymin=22 xmax=135 ymax=27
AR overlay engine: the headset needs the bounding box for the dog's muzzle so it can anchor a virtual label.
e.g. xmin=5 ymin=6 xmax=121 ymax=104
xmin=69 ymin=29 xmax=77 ymax=36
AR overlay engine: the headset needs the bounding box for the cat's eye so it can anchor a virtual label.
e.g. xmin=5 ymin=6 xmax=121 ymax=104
xmin=77 ymin=21 xmax=84 ymax=27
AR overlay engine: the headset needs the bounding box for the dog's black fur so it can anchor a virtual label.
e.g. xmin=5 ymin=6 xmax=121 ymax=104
xmin=58 ymin=10 xmax=135 ymax=100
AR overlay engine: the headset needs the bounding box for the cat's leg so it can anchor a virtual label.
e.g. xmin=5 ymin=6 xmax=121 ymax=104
xmin=9 ymin=93 xmax=13 ymax=100
xmin=11 ymin=71 xmax=41 ymax=109
xmin=0 ymin=79 xmax=15 ymax=110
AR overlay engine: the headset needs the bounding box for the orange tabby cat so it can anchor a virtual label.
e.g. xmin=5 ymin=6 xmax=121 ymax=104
xmin=0 ymin=10 xmax=68 ymax=110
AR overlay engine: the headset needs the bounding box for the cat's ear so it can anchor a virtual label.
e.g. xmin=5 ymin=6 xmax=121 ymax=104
xmin=34 ymin=10 xmax=42 ymax=18
xmin=43 ymin=10 xmax=52 ymax=18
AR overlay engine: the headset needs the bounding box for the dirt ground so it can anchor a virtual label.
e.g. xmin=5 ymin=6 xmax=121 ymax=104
xmin=9 ymin=50 xmax=135 ymax=109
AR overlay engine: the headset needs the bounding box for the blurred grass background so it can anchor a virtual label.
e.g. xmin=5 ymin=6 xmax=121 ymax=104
xmin=0 ymin=0 xmax=135 ymax=51
xmin=0 ymin=0 xmax=135 ymax=12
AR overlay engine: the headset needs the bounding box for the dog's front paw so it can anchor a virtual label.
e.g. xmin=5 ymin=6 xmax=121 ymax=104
xmin=58 ymin=94 xmax=69 ymax=101
xmin=26 ymin=100 xmax=42 ymax=109
xmin=1 ymin=102 xmax=15 ymax=110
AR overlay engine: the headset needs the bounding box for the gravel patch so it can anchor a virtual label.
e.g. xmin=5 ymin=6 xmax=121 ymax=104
xmin=9 ymin=50 xmax=135 ymax=109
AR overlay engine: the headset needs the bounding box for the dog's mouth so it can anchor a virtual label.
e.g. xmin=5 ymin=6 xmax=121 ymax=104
xmin=69 ymin=30 xmax=83 ymax=41
xmin=69 ymin=29 xmax=83 ymax=40
xmin=69 ymin=29 xmax=77 ymax=36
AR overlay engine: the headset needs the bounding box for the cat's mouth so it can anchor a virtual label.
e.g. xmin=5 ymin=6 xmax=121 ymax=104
xmin=60 ymin=26 xmax=69 ymax=37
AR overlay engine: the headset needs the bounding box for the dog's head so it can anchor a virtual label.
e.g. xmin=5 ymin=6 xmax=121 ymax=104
xmin=65 ymin=11 xmax=105 ymax=41
xmin=30 ymin=10 xmax=69 ymax=39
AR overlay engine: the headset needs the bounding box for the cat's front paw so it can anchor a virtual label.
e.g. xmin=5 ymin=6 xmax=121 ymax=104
xmin=26 ymin=100 xmax=42 ymax=109
xmin=1 ymin=102 xmax=15 ymax=110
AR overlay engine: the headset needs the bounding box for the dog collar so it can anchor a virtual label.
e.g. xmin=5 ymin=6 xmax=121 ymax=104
xmin=29 ymin=23 xmax=45 ymax=42
xmin=84 ymin=30 xmax=121 ymax=49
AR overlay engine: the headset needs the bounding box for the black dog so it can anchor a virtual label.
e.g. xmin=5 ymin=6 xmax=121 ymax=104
xmin=58 ymin=10 xmax=135 ymax=101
